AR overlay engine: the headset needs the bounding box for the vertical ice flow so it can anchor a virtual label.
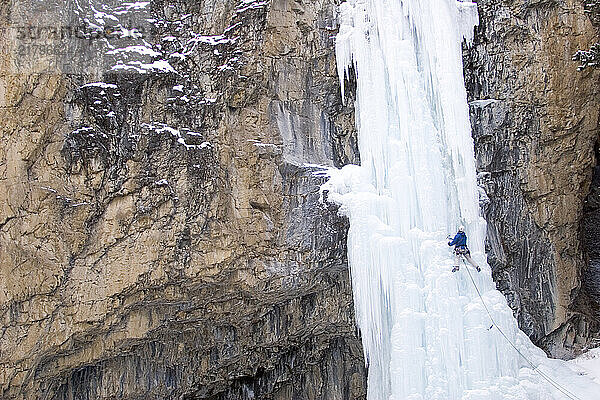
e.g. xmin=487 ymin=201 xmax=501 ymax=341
xmin=324 ymin=0 xmax=600 ymax=399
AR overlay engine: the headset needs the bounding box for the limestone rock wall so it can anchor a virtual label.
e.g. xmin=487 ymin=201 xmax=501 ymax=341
xmin=465 ymin=0 xmax=600 ymax=358
xmin=0 ymin=0 xmax=365 ymax=399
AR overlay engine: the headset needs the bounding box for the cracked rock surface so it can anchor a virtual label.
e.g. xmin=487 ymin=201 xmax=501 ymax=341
xmin=0 ymin=0 xmax=365 ymax=399
xmin=465 ymin=0 xmax=600 ymax=358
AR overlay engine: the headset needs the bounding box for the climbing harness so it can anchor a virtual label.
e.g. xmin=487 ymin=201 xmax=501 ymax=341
xmin=461 ymin=259 xmax=584 ymax=400
xmin=455 ymin=245 xmax=470 ymax=256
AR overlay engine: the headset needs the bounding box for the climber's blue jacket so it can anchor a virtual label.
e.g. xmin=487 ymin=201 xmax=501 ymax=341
xmin=448 ymin=231 xmax=467 ymax=247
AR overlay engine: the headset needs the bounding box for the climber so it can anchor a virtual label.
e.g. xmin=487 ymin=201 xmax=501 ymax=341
xmin=448 ymin=226 xmax=480 ymax=273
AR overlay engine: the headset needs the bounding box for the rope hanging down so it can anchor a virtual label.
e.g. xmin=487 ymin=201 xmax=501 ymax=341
xmin=461 ymin=260 xmax=583 ymax=400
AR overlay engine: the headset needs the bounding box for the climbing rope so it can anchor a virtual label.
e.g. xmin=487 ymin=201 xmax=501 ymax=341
xmin=461 ymin=260 xmax=584 ymax=400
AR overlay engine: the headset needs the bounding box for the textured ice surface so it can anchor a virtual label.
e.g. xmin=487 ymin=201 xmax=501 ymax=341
xmin=325 ymin=0 xmax=600 ymax=399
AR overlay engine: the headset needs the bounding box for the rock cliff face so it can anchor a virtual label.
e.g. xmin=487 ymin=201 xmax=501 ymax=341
xmin=0 ymin=0 xmax=365 ymax=399
xmin=465 ymin=0 xmax=600 ymax=358
xmin=4 ymin=0 xmax=600 ymax=397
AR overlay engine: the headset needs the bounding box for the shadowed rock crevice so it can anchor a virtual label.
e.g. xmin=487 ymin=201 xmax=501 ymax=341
xmin=576 ymin=142 xmax=600 ymax=342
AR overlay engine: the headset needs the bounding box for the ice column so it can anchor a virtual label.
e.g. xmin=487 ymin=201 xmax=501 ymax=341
xmin=325 ymin=0 xmax=600 ymax=399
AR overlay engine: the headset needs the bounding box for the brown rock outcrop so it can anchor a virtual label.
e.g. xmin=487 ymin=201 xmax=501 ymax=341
xmin=0 ymin=0 xmax=365 ymax=398
xmin=465 ymin=0 xmax=600 ymax=358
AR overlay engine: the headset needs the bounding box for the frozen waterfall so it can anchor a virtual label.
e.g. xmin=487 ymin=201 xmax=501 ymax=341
xmin=322 ymin=0 xmax=600 ymax=399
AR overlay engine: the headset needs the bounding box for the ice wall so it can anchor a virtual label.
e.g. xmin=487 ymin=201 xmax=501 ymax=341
xmin=325 ymin=0 xmax=600 ymax=398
